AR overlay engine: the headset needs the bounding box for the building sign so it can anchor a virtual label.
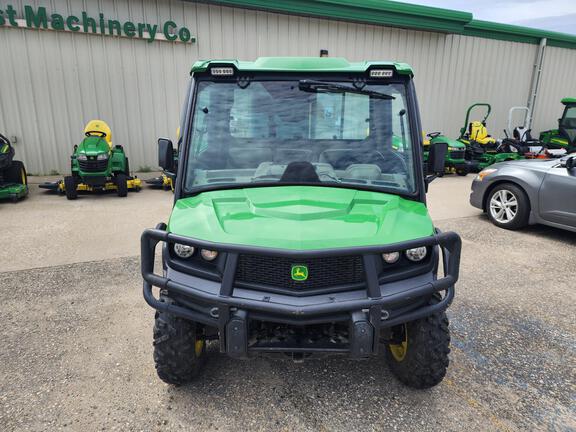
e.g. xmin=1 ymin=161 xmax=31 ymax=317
xmin=0 ymin=4 xmax=196 ymax=43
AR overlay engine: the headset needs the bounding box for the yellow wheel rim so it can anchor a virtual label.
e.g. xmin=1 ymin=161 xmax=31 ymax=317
xmin=21 ymin=168 xmax=26 ymax=185
xmin=195 ymin=339 xmax=204 ymax=357
xmin=389 ymin=324 xmax=408 ymax=362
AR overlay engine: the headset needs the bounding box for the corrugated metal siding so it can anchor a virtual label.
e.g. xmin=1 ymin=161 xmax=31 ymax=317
xmin=532 ymin=45 xmax=576 ymax=134
xmin=0 ymin=0 xmax=574 ymax=174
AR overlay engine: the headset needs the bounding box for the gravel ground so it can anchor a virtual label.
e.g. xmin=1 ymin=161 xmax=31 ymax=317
xmin=1 ymin=182 xmax=575 ymax=431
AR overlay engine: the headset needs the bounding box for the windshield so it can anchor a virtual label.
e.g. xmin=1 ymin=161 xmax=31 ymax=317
xmin=183 ymin=79 xmax=417 ymax=195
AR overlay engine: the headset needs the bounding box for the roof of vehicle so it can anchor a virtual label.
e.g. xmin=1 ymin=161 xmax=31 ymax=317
xmin=561 ymin=97 xmax=576 ymax=105
xmin=191 ymin=57 xmax=413 ymax=76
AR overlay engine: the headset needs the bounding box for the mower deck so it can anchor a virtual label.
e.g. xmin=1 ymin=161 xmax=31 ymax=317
xmin=40 ymin=177 xmax=142 ymax=193
xmin=145 ymin=174 xmax=172 ymax=190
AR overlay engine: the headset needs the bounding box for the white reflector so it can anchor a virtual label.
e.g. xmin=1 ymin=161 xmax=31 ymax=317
xmin=211 ymin=67 xmax=234 ymax=76
xmin=369 ymin=69 xmax=393 ymax=78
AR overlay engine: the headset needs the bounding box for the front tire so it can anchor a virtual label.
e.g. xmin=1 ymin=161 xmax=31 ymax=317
xmin=385 ymin=297 xmax=450 ymax=389
xmin=64 ymin=176 xmax=78 ymax=200
xmin=153 ymin=296 xmax=206 ymax=385
xmin=115 ymin=173 xmax=128 ymax=197
xmin=486 ymin=183 xmax=529 ymax=230
xmin=456 ymin=168 xmax=468 ymax=176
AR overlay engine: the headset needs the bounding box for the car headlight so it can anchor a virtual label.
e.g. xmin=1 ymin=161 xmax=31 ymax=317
xmin=405 ymin=247 xmax=427 ymax=262
xmin=77 ymin=154 xmax=87 ymax=161
xmin=382 ymin=252 xmax=400 ymax=264
xmin=476 ymin=168 xmax=497 ymax=181
xmin=200 ymin=249 xmax=218 ymax=261
xmin=174 ymin=243 xmax=195 ymax=258
xmin=97 ymin=153 xmax=109 ymax=161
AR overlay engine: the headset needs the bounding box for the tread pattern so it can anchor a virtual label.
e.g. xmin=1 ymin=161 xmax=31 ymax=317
xmin=153 ymin=297 xmax=205 ymax=385
xmin=385 ymin=296 xmax=450 ymax=389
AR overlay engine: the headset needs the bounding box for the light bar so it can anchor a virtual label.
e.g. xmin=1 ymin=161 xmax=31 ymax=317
xmin=369 ymin=69 xmax=393 ymax=78
xmin=210 ymin=67 xmax=234 ymax=76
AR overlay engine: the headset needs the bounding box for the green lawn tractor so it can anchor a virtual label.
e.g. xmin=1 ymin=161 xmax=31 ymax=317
xmin=141 ymin=57 xmax=461 ymax=389
xmin=0 ymin=133 xmax=28 ymax=202
xmin=40 ymin=120 xmax=141 ymax=199
xmin=458 ymin=103 xmax=522 ymax=172
xmin=539 ymin=98 xmax=576 ymax=155
xmin=423 ymin=132 xmax=469 ymax=176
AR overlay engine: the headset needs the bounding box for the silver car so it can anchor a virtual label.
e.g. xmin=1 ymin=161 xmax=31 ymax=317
xmin=470 ymin=154 xmax=576 ymax=231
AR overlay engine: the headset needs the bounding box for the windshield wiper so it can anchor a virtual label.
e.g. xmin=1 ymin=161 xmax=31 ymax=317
xmin=298 ymin=80 xmax=395 ymax=100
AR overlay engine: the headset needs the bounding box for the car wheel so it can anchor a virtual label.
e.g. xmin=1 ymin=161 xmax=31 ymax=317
xmin=487 ymin=183 xmax=530 ymax=230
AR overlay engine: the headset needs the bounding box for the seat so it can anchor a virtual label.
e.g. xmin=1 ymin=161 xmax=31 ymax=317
xmin=468 ymin=121 xmax=496 ymax=145
xmin=274 ymin=148 xmax=314 ymax=164
xmin=84 ymin=120 xmax=112 ymax=149
xmin=319 ymin=149 xmax=363 ymax=170
xmin=320 ymin=148 xmax=407 ymax=175
xmin=228 ymin=147 xmax=273 ymax=168
xmin=344 ymin=164 xmax=381 ymax=180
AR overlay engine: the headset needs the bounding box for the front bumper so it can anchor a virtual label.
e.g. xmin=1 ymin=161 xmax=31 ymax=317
xmin=141 ymin=226 xmax=461 ymax=358
xmin=469 ymin=177 xmax=489 ymax=210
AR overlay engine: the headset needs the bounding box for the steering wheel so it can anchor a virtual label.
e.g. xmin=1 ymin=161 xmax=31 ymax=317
xmin=85 ymin=131 xmax=107 ymax=138
xmin=426 ymin=132 xmax=442 ymax=139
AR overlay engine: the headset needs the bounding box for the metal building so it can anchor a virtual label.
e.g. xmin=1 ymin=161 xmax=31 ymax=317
xmin=1 ymin=0 xmax=576 ymax=174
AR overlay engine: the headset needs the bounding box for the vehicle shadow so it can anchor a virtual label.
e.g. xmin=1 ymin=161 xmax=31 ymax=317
xmin=473 ymin=213 xmax=576 ymax=246
xmin=166 ymin=343 xmax=446 ymax=430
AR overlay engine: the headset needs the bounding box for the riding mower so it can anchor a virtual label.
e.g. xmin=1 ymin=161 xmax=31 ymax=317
xmin=458 ymin=103 xmax=522 ymax=172
xmin=501 ymin=106 xmax=546 ymax=158
xmin=0 ymin=133 xmax=28 ymax=202
xmin=39 ymin=120 xmax=141 ymax=199
xmin=539 ymin=97 xmax=576 ymax=154
xmin=423 ymin=132 xmax=469 ymax=176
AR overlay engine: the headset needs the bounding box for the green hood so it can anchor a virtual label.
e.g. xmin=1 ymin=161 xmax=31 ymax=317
xmin=77 ymin=136 xmax=110 ymax=157
xmin=168 ymin=186 xmax=434 ymax=250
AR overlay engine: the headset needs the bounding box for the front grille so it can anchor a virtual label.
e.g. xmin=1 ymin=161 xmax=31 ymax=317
xmin=78 ymin=157 xmax=108 ymax=172
xmin=235 ymin=254 xmax=365 ymax=292
xmin=449 ymin=150 xmax=465 ymax=159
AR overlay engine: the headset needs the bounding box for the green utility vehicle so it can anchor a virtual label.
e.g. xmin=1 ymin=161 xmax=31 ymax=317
xmin=40 ymin=120 xmax=141 ymax=199
xmin=458 ymin=103 xmax=522 ymax=171
xmin=0 ymin=133 xmax=28 ymax=202
xmin=141 ymin=57 xmax=461 ymax=389
xmin=423 ymin=132 xmax=469 ymax=175
xmin=539 ymin=98 xmax=576 ymax=153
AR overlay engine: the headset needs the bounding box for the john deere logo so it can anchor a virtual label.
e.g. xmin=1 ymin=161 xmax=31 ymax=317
xmin=291 ymin=265 xmax=308 ymax=281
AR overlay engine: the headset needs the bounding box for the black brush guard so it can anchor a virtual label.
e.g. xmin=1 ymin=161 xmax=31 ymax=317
xmin=141 ymin=225 xmax=461 ymax=359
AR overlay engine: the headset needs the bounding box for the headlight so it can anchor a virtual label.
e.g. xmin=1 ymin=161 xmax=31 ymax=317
xmin=405 ymin=247 xmax=427 ymax=262
xmin=174 ymin=243 xmax=195 ymax=258
xmin=77 ymin=154 xmax=87 ymax=161
xmin=476 ymin=168 xmax=497 ymax=181
xmin=448 ymin=147 xmax=459 ymax=151
xmin=97 ymin=153 xmax=109 ymax=161
xmin=382 ymin=252 xmax=400 ymax=264
xmin=200 ymin=249 xmax=218 ymax=261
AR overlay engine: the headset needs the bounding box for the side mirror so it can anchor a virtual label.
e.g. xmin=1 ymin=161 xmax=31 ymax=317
xmin=428 ymin=142 xmax=448 ymax=175
xmin=425 ymin=142 xmax=448 ymax=190
xmin=565 ymin=156 xmax=575 ymax=170
xmin=158 ymin=138 xmax=174 ymax=171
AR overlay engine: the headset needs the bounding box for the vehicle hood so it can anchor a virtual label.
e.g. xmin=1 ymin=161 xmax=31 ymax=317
xmin=77 ymin=136 xmax=110 ymax=156
xmin=168 ymin=186 xmax=434 ymax=250
xmin=492 ymin=158 xmax=557 ymax=171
